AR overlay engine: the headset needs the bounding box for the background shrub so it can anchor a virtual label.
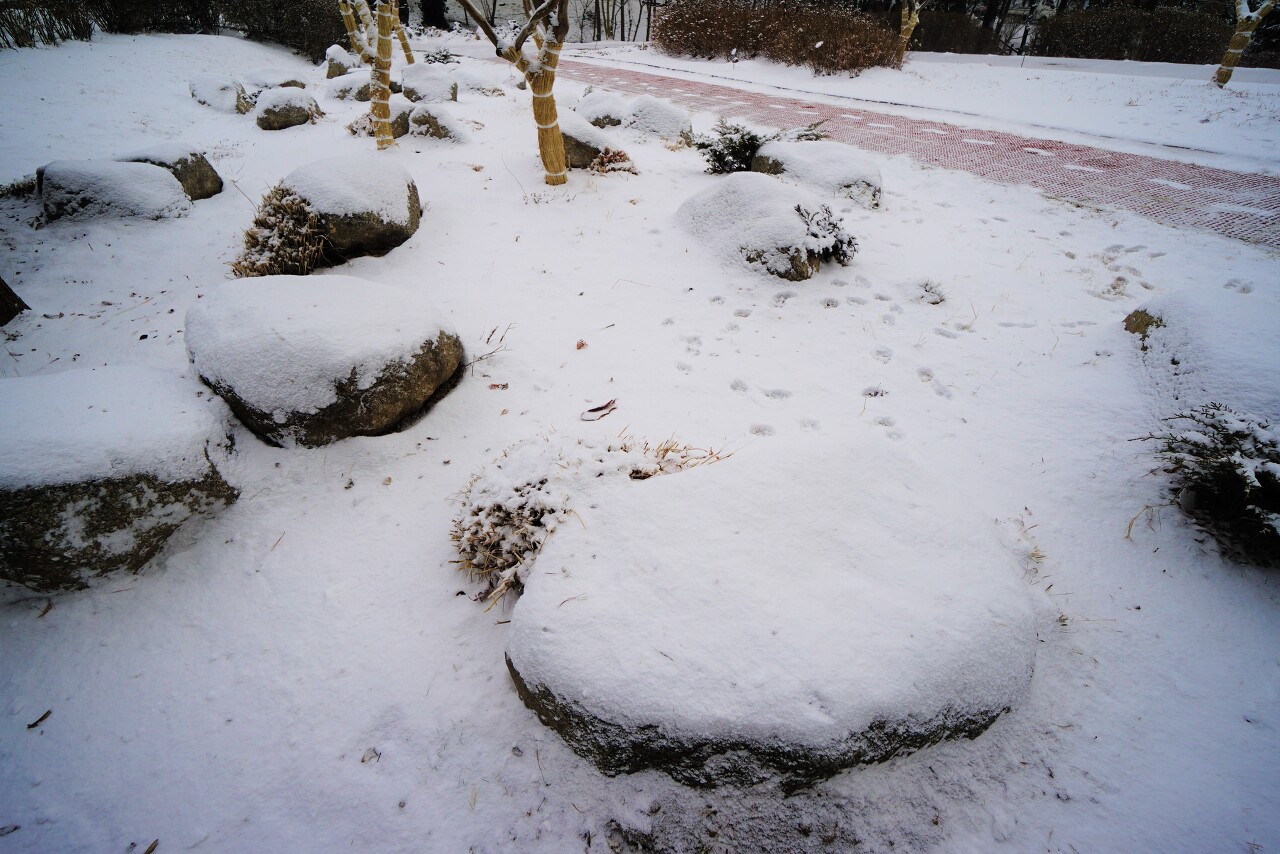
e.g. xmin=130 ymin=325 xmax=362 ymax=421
xmin=1031 ymin=4 xmax=1232 ymax=65
xmin=0 ymin=0 xmax=95 ymax=48
xmin=653 ymin=0 xmax=898 ymax=76
xmin=93 ymin=0 xmax=219 ymax=33
xmin=220 ymin=0 xmax=347 ymax=62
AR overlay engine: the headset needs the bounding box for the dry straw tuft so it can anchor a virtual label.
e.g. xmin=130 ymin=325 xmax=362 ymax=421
xmin=231 ymin=185 xmax=326 ymax=278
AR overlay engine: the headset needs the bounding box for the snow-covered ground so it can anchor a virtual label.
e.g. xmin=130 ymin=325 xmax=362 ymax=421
xmin=1 ymin=31 xmax=1279 ymax=853
xmin=558 ymin=42 xmax=1280 ymax=170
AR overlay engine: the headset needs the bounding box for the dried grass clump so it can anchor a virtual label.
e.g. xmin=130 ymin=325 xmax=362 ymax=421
xmin=1146 ymin=404 xmax=1279 ymax=566
xmin=452 ymin=433 xmax=731 ymax=605
xmin=0 ymin=176 xmax=36 ymax=199
xmin=231 ymin=185 xmax=326 ymax=278
xmin=589 ymin=147 xmax=638 ymax=175
xmin=653 ymin=0 xmax=898 ymax=76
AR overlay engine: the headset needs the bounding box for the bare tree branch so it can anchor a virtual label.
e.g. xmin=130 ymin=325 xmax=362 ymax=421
xmin=513 ymin=0 xmax=558 ymax=51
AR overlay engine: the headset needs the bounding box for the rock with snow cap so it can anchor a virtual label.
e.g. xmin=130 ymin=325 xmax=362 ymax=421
xmin=505 ymin=441 xmax=1040 ymax=790
xmin=117 ymin=143 xmax=223 ymax=201
xmin=185 ymin=275 xmax=463 ymax=448
xmin=255 ymin=88 xmax=323 ymax=130
xmin=0 ymin=366 xmax=238 ymax=592
xmin=37 ymin=160 xmax=192 ymax=222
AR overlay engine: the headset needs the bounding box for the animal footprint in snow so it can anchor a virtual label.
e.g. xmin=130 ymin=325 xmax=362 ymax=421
xmin=862 ymin=386 xmax=888 ymax=398
xmin=709 ymin=295 xmax=725 ymax=305
xmin=934 ymin=327 xmax=959 ymax=339
xmin=919 ymin=368 xmax=952 ymax=398
xmin=875 ymin=416 xmax=904 ymax=441
xmin=750 ymin=424 xmax=774 ymax=436
xmin=763 ymin=388 xmax=792 ymax=400
xmin=733 ymin=308 xmax=752 ymax=318
xmin=676 ymin=362 xmax=692 ymax=374
xmin=730 ymin=379 xmax=748 ymax=393
xmin=1225 ymin=279 xmax=1253 ymax=294
xmin=772 ymin=291 xmax=796 ymax=307
xmin=873 ymin=347 xmax=893 ymax=363
xmin=799 ymin=418 xmax=819 ymax=431
xmin=820 ymin=298 xmax=839 ymax=309
xmin=684 ymin=335 xmax=702 ymax=355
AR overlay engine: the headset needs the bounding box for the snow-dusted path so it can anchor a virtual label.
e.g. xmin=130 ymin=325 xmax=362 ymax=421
xmin=556 ymin=59 xmax=1280 ymax=248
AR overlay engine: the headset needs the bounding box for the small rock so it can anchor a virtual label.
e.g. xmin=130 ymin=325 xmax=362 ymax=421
xmin=189 ymin=75 xmax=254 ymax=114
xmin=117 ymin=144 xmax=223 ymax=201
xmin=255 ymin=89 xmax=323 ymax=131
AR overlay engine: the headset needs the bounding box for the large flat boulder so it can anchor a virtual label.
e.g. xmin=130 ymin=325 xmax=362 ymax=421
xmin=185 ymin=275 xmax=463 ymax=448
xmin=117 ymin=143 xmax=223 ymax=201
xmin=752 ymin=140 xmax=883 ymax=209
xmin=623 ymin=95 xmax=691 ymax=138
xmin=676 ymin=172 xmax=856 ymax=281
xmin=38 ymin=160 xmax=192 ymax=223
xmin=0 ymin=367 xmax=237 ymax=592
xmin=255 ymin=88 xmax=323 ymax=130
xmin=401 ymin=63 xmax=458 ymax=103
xmin=505 ymin=442 xmax=1040 ymax=790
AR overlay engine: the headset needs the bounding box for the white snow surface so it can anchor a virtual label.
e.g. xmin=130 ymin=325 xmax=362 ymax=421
xmin=0 ymin=365 xmax=230 ymax=490
xmin=676 ymin=171 xmax=841 ymax=275
xmin=1134 ymin=288 xmax=1280 ymax=423
xmin=755 ymin=139 xmax=883 ymax=205
xmin=115 ymin=142 xmax=205 ymax=166
xmin=40 ymin=159 xmax=191 ymax=220
xmin=509 ymin=440 xmax=1039 ymax=746
xmin=623 ymin=93 xmax=692 ymax=137
xmin=283 ymin=154 xmax=416 ymax=223
xmin=1 ymin=31 xmax=1279 ymax=854
xmin=184 ymin=275 xmax=455 ymax=419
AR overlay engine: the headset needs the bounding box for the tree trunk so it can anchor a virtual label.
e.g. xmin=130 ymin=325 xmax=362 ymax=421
xmin=593 ymin=0 xmax=601 ymax=40
xmin=0 ymin=275 xmax=28 ymax=327
xmin=421 ymin=0 xmax=448 ymax=29
xmin=895 ymin=0 xmax=920 ymax=65
xmin=372 ymin=1 xmax=397 ymax=149
xmin=1214 ymin=16 xmax=1263 ymax=87
xmin=339 ymin=0 xmax=374 ymax=63
xmin=393 ymin=0 xmax=414 ymax=63
xmin=523 ymin=50 xmax=568 ymax=185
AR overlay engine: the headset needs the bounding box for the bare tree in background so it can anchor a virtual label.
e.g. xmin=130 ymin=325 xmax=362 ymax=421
xmin=1214 ymin=0 xmax=1276 ymax=87
xmin=453 ymin=0 xmax=572 ymax=185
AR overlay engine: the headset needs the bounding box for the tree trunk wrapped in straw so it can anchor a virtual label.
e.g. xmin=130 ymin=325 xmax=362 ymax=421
xmin=894 ymin=0 xmax=924 ymax=67
xmin=394 ymin=1 xmax=415 ymax=65
xmin=454 ymin=0 xmax=571 ymax=185
xmin=1213 ymin=0 xmax=1276 ymax=88
xmin=371 ymin=0 xmax=396 ymax=149
xmin=338 ymin=0 xmax=374 ymax=63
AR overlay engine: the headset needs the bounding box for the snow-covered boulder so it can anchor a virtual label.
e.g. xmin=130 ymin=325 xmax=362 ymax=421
xmin=453 ymin=63 xmax=507 ymax=96
xmin=408 ymin=103 xmax=468 ymax=142
xmin=280 ymin=155 xmax=421 ymax=261
xmin=505 ymin=442 xmax=1039 ymax=789
xmin=117 ymin=143 xmax=223 ymax=201
xmin=1126 ymin=290 xmax=1280 ymax=424
xmin=576 ymin=90 xmax=625 ymax=128
xmin=623 ymin=95 xmax=691 ymax=138
xmin=327 ymin=70 xmax=372 ymax=101
xmin=752 ymin=140 xmax=883 ymax=209
xmin=255 ymin=88 xmax=323 ymax=130
xmin=347 ymin=94 xmax=415 ymax=139
xmin=401 ymin=63 xmax=458 ymax=103
xmin=0 ymin=366 xmax=237 ymax=593
xmin=676 ymin=172 xmax=857 ymax=281
xmin=189 ymin=74 xmax=253 ymax=114
xmin=185 ymin=275 xmax=464 ymax=448
xmin=325 ymin=44 xmax=359 ymax=79
xmin=559 ymin=111 xmax=612 ymax=169
xmin=37 ymin=160 xmax=192 ymax=223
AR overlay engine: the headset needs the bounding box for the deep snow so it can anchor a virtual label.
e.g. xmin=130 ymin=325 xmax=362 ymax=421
xmin=0 ymin=30 xmax=1278 ymax=854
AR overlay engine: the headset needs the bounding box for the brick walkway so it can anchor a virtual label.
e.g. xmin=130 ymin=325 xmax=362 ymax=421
xmin=557 ymin=59 xmax=1280 ymax=249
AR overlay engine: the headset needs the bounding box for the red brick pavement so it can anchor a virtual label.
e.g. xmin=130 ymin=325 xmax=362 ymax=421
xmin=557 ymin=59 xmax=1280 ymax=249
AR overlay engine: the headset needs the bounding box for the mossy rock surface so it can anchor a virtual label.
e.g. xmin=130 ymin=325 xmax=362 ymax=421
xmin=1 ymin=471 xmax=237 ymax=592
xmin=0 ymin=366 xmax=237 ymax=592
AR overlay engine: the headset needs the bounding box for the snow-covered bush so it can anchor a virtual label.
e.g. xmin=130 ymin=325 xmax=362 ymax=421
xmin=421 ymin=46 xmax=455 ymax=64
xmin=677 ymin=172 xmax=857 ymax=280
xmin=231 ymin=186 xmax=326 ymax=278
xmin=452 ymin=435 xmax=727 ymax=604
xmin=622 ymin=95 xmax=692 ymax=138
xmin=589 ymin=148 xmax=638 ymax=175
xmin=1152 ymin=404 xmax=1279 ymax=566
xmin=690 ymin=118 xmax=825 ymax=174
